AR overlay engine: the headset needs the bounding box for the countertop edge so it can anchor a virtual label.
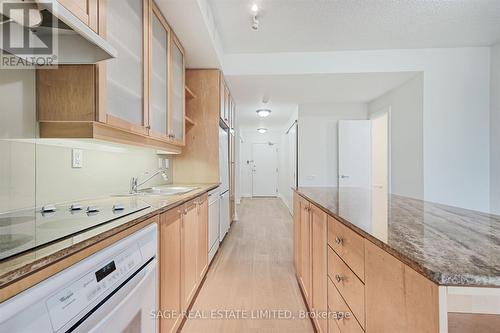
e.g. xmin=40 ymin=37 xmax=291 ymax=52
xmin=0 ymin=184 xmax=219 ymax=291
xmin=294 ymin=188 xmax=500 ymax=288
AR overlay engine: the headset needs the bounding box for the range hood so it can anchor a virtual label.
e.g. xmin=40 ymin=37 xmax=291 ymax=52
xmin=0 ymin=0 xmax=117 ymax=64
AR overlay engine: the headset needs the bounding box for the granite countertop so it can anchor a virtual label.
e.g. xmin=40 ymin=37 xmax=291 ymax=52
xmin=295 ymin=187 xmax=500 ymax=287
xmin=0 ymin=183 xmax=219 ymax=290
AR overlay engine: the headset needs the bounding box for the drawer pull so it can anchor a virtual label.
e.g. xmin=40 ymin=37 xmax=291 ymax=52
xmin=335 ymin=236 xmax=344 ymax=245
xmin=335 ymin=274 xmax=344 ymax=283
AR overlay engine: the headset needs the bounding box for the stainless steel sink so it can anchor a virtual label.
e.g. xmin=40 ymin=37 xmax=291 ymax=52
xmin=137 ymin=186 xmax=198 ymax=196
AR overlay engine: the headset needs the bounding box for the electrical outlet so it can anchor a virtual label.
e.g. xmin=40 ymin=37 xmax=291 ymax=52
xmin=72 ymin=149 xmax=83 ymax=168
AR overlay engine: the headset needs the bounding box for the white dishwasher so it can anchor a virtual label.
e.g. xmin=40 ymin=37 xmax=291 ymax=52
xmin=208 ymin=188 xmax=220 ymax=263
xmin=0 ymin=224 xmax=158 ymax=333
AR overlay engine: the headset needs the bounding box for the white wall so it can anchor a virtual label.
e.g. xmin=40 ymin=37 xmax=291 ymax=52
xmin=368 ymin=74 xmax=424 ymax=199
xmin=239 ymin=129 xmax=281 ymax=197
xmin=0 ymin=70 xmax=171 ymax=213
xmin=225 ymin=47 xmax=491 ymax=212
xmin=491 ymin=42 xmax=500 ymax=215
xmin=298 ymin=103 xmax=368 ymax=187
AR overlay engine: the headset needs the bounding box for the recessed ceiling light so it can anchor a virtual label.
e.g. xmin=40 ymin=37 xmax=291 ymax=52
xmin=251 ymin=3 xmax=259 ymax=13
xmin=257 ymin=128 xmax=268 ymax=134
xmin=256 ymin=109 xmax=271 ymax=117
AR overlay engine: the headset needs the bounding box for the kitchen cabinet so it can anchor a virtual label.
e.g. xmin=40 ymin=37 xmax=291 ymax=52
xmin=181 ymin=199 xmax=198 ymax=311
xmin=311 ymin=203 xmax=328 ymax=333
xmin=293 ymin=193 xmax=301 ymax=274
xmin=196 ymin=195 xmax=209 ymax=280
xmin=159 ymin=208 xmax=182 ymax=333
xmin=299 ymin=196 xmax=312 ymax=305
xmin=106 ymin=0 xmax=149 ymax=136
xmin=169 ymin=35 xmax=186 ymax=145
xmin=150 ymin=4 xmax=170 ymax=140
xmin=364 ymin=240 xmax=439 ymax=333
xmin=36 ymin=0 xmax=185 ymax=153
xmin=294 ymin=191 xmax=439 ymax=333
xmin=57 ymin=0 xmax=98 ymax=32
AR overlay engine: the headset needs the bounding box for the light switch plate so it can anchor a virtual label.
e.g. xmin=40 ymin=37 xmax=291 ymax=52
xmin=72 ymin=149 xmax=83 ymax=168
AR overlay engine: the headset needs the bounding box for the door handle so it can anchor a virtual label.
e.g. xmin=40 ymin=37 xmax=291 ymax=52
xmin=339 ymin=175 xmax=350 ymax=179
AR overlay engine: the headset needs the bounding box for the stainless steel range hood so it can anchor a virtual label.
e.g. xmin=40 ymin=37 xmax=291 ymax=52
xmin=0 ymin=0 xmax=117 ymax=64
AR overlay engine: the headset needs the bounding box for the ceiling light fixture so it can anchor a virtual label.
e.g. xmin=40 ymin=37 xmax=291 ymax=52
xmin=251 ymin=3 xmax=259 ymax=30
xmin=256 ymin=109 xmax=272 ymax=117
xmin=257 ymin=128 xmax=268 ymax=134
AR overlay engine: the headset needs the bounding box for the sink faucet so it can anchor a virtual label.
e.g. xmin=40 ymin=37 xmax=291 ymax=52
xmin=130 ymin=168 xmax=169 ymax=194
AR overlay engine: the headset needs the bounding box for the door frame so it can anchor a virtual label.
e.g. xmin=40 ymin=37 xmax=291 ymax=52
xmin=251 ymin=142 xmax=279 ymax=197
xmin=370 ymin=106 xmax=392 ymax=194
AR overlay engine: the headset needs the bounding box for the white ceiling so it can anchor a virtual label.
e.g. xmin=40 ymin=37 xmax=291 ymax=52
xmin=209 ymin=0 xmax=500 ymax=53
xmin=228 ymin=72 xmax=419 ymax=129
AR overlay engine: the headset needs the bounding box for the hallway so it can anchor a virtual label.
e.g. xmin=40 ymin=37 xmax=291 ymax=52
xmin=181 ymin=198 xmax=314 ymax=333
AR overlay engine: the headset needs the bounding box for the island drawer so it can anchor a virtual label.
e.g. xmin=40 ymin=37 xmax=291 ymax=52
xmin=328 ymin=246 xmax=365 ymax=328
xmin=327 ymin=216 xmax=365 ymax=281
xmin=328 ymin=278 xmax=364 ymax=333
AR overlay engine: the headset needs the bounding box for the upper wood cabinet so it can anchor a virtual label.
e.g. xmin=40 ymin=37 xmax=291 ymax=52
xmin=36 ymin=0 xmax=186 ymax=153
xmin=169 ymin=35 xmax=186 ymax=145
xmin=57 ymin=0 xmax=98 ymax=31
xmin=150 ymin=4 xmax=170 ymax=140
xmin=106 ymin=0 xmax=149 ymax=136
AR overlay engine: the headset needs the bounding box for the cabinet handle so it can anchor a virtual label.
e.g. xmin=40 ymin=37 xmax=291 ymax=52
xmin=335 ymin=236 xmax=343 ymax=245
xmin=184 ymin=208 xmax=188 ymax=215
xmin=146 ymin=125 xmax=151 ymax=130
xmin=335 ymin=274 xmax=344 ymax=283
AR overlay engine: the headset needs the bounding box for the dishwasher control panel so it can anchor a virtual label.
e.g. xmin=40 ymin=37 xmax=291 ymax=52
xmin=45 ymin=245 xmax=142 ymax=331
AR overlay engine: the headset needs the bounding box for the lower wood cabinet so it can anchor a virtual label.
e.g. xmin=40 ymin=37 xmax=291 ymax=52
xmin=311 ymin=204 xmax=328 ymax=333
xmin=196 ymin=195 xmax=209 ymax=281
xmin=293 ymin=191 xmax=440 ymax=333
xmin=159 ymin=208 xmax=183 ymax=333
xmin=159 ymin=193 xmax=210 ymax=333
xmin=364 ymin=240 xmax=439 ymax=333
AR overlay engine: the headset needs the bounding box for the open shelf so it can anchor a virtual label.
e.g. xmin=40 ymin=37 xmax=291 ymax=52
xmin=185 ymin=115 xmax=197 ymax=127
xmin=185 ymin=85 xmax=197 ymax=100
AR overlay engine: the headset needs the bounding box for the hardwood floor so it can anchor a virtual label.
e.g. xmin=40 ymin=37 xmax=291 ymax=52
xmin=181 ymin=198 xmax=314 ymax=333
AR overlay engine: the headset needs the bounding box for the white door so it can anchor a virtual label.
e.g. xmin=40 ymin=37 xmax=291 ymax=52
xmin=338 ymin=120 xmax=372 ymax=188
xmin=252 ymin=143 xmax=278 ymax=197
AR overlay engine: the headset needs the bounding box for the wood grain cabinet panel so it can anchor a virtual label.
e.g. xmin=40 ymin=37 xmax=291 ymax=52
xmin=328 ymin=216 xmax=365 ymax=281
xmin=299 ymin=197 xmax=312 ymax=305
xmin=311 ymin=203 xmax=328 ymax=333
xmin=159 ymin=208 xmax=182 ymax=333
xmin=293 ymin=192 xmax=301 ymax=275
xmin=328 ymin=246 xmax=365 ymax=329
xmin=328 ymin=279 xmax=364 ymax=333
xmin=181 ymin=201 xmax=199 ymax=311
xmin=196 ymin=194 xmax=209 ymax=281
xmin=365 ymin=240 xmax=439 ymax=333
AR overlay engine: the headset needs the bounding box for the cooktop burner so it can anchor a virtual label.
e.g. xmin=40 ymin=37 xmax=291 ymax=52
xmin=0 ymin=197 xmax=151 ymax=261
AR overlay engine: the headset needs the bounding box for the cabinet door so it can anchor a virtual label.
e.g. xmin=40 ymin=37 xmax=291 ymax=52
xmin=299 ymin=198 xmax=312 ymax=305
xmin=58 ymin=0 xmax=98 ymax=31
xmin=196 ymin=195 xmax=209 ymax=281
xmin=365 ymin=240 xmax=439 ymax=333
xmin=169 ymin=35 xmax=185 ymax=145
xmin=159 ymin=209 xmax=182 ymax=333
xmin=106 ymin=0 xmax=149 ymax=135
xmin=311 ymin=203 xmax=328 ymax=333
xmin=293 ymin=193 xmax=301 ymax=274
xmin=181 ymin=202 xmax=198 ymax=311
xmin=149 ymin=4 xmax=170 ymax=139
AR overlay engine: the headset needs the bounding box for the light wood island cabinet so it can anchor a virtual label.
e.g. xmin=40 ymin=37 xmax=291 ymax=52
xmin=294 ymin=191 xmax=440 ymax=333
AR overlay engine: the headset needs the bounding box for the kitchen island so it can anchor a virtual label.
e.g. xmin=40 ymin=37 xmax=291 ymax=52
xmin=293 ymin=187 xmax=500 ymax=333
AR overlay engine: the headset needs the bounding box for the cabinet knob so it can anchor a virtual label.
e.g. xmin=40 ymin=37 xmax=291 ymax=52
xmin=145 ymin=125 xmax=151 ymax=130
xmin=184 ymin=208 xmax=188 ymax=215
xmin=335 ymin=274 xmax=344 ymax=283
xmin=335 ymin=236 xmax=343 ymax=245
xmin=335 ymin=312 xmax=344 ymax=320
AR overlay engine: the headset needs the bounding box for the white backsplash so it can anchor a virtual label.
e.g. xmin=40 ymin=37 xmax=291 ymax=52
xmin=0 ymin=69 xmax=172 ymax=213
